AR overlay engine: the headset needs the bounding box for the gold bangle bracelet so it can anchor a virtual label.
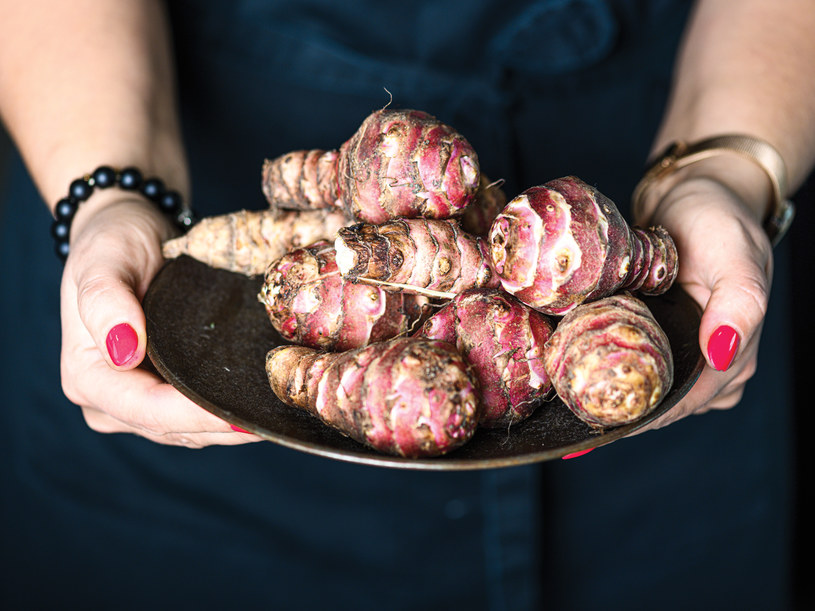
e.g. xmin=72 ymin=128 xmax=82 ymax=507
xmin=631 ymin=134 xmax=795 ymax=246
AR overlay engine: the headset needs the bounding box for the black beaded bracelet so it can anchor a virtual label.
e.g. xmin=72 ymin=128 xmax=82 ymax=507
xmin=50 ymin=165 xmax=197 ymax=261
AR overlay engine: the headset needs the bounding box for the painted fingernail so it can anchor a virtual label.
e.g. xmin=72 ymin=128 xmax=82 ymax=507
xmin=707 ymin=325 xmax=740 ymax=371
xmin=230 ymin=424 xmax=250 ymax=433
xmin=106 ymin=323 xmax=139 ymax=366
xmin=562 ymin=448 xmax=594 ymax=460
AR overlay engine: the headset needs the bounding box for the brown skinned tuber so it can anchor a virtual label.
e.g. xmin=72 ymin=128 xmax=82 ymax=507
xmin=489 ymin=176 xmax=678 ymax=315
xmin=161 ymin=208 xmax=348 ymax=276
xmin=334 ymin=218 xmax=499 ymax=298
xmin=262 ymin=108 xmax=480 ymax=224
xmin=266 ymin=337 xmax=481 ymax=457
xmin=414 ymin=288 xmax=554 ymax=428
xmin=543 ymin=292 xmax=673 ymax=428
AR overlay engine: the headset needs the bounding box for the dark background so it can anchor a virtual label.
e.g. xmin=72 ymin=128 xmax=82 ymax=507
xmin=789 ymin=172 xmax=813 ymax=609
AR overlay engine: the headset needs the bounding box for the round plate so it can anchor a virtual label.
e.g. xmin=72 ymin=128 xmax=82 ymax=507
xmin=144 ymin=255 xmax=703 ymax=470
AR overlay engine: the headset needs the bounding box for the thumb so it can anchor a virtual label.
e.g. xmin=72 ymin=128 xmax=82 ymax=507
xmin=105 ymin=319 xmax=144 ymax=369
xmin=697 ymin=259 xmax=770 ymax=372
xmin=63 ymin=194 xmax=173 ymax=372
xmin=73 ymin=263 xmax=150 ymax=371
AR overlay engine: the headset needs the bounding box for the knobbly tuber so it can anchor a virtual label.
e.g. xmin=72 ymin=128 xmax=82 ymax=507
xmin=265 ymin=337 xmax=481 ymax=457
xmin=334 ymin=218 xmax=499 ymax=298
xmin=258 ymin=241 xmax=428 ymax=351
xmin=162 ymin=208 xmax=348 ymax=276
xmin=415 ymin=288 xmax=554 ymax=428
xmin=489 ymin=176 xmax=678 ymax=315
xmin=543 ymin=292 xmax=673 ymax=428
xmin=459 ymin=175 xmax=507 ymax=236
xmin=261 ymin=108 xmax=480 ymax=224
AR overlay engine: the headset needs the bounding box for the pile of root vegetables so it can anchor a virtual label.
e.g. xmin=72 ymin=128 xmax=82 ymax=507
xmin=163 ymin=107 xmax=679 ymax=459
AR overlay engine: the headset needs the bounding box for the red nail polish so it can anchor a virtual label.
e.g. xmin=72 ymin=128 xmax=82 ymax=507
xmin=230 ymin=424 xmax=250 ymax=433
xmin=562 ymin=448 xmax=594 ymax=460
xmin=106 ymin=323 xmax=139 ymax=366
xmin=707 ymin=325 xmax=740 ymax=371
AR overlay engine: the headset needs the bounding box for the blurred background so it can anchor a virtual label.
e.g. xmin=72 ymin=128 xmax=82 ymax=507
xmin=0 ymin=127 xmax=8 ymax=193
xmin=789 ymin=166 xmax=813 ymax=609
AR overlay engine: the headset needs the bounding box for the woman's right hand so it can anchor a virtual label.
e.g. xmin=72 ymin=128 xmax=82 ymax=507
xmin=633 ymin=174 xmax=773 ymax=433
xmin=59 ymin=193 xmax=262 ymax=447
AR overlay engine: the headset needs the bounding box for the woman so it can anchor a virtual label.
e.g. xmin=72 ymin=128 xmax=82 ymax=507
xmin=1 ymin=1 xmax=812 ymax=608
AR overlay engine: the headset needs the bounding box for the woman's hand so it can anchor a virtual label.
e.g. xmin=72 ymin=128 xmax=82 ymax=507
xmin=59 ymin=193 xmax=261 ymax=447
xmin=637 ymin=176 xmax=773 ymax=432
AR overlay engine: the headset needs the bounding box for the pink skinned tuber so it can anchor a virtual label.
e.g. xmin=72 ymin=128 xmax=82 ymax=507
xmin=265 ymin=337 xmax=481 ymax=457
xmin=261 ymin=108 xmax=481 ymax=224
xmin=543 ymin=292 xmax=674 ymax=428
xmin=415 ymin=288 xmax=555 ymax=428
xmin=258 ymin=241 xmax=428 ymax=351
xmin=488 ymin=176 xmax=678 ymax=315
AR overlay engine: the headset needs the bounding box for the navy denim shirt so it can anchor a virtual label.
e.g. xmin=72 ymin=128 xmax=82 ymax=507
xmin=1 ymin=2 xmax=795 ymax=609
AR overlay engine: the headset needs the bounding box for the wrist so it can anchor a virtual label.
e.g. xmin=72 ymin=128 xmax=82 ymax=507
xmin=632 ymin=135 xmax=795 ymax=245
xmin=636 ymin=154 xmax=769 ymax=220
xmin=51 ymin=165 xmax=196 ymax=261
xmin=68 ymin=189 xmax=158 ymax=240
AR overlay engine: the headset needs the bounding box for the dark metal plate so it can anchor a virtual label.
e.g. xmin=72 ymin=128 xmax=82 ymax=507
xmin=144 ymin=255 xmax=703 ymax=470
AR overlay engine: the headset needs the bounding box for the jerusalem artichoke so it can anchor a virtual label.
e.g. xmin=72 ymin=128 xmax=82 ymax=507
xmin=489 ymin=176 xmax=678 ymax=315
xmin=334 ymin=218 xmax=499 ymax=297
xmin=458 ymin=175 xmax=507 ymax=236
xmin=162 ymin=208 xmax=348 ymax=276
xmin=415 ymin=288 xmax=554 ymax=428
xmin=543 ymin=292 xmax=673 ymax=427
xmin=258 ymin=241 xmax=427 ymax=351
xmin=262 ymin=108 xmax=480 ymax=223
xmin=265 ymin=337 xmax=481 ymax=457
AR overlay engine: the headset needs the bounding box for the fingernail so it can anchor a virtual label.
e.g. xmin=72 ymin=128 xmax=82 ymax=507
xmin=230 ymin=424 xmax=250 ymax=433
xmin=562 ymin=448 xmax=594 ymax=460
xmin=106 ymin=323 xmax=139 ymax=366
xmin=707 ymin=325 xmax=740 ymax=371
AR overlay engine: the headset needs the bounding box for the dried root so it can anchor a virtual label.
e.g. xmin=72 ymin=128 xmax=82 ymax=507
xmin=162 ymin=208 xmax=348 ymax=276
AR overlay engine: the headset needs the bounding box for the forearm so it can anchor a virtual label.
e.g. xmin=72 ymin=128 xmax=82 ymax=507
xmin=647 ymin=0 xmax=815 ymax=219
xmin=0 ymin=0 xmax=187 ymax=215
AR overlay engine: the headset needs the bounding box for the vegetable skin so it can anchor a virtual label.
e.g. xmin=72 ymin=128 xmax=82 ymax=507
xmin=334 ymin=218 xmax=499 ymax=297
xmin=161 ymin=208 xmax=348 ymax=276
xmin=262 ymin=149 xmax=340 ymax=212
xmin=262 ymin=108 xmax=480 ymax=223
xmin=266 ymin=337 xmax=481 ymax=457
xmin=258 ymin=241 xmax=427 ymax=351
xmin=543 ymin=292 xmax=673 ymax=427
xmin=489 ymin=176 xmax=678 ymax=315
xmin=458 ymin=175 xmax=507 ymax=236
xmin=415 ymin=288 xmax=554 ymax=428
